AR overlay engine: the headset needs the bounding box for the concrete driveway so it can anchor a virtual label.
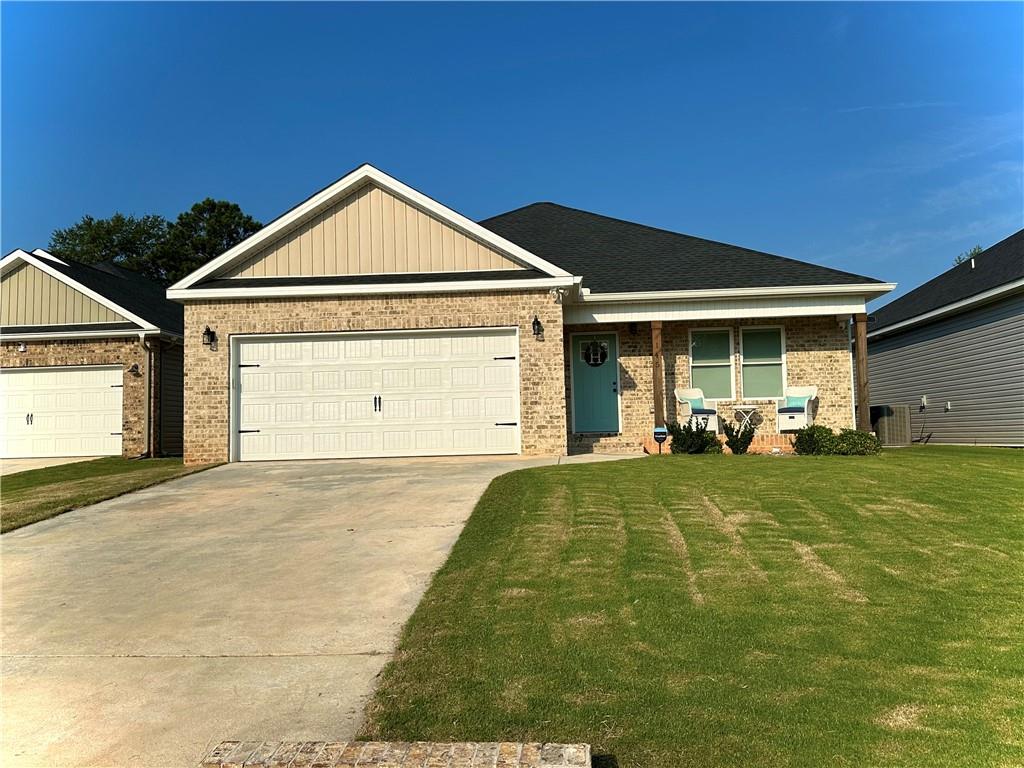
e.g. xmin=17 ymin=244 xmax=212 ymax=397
xmin=1 ymin=455 xmax=628 ymax=767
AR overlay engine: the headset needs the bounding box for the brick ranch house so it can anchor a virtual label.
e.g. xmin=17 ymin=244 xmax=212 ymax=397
xmin=167 ymin=164 xmax=894 ymax=465
xmin=1 ymin=249 xmax=184 ymax=458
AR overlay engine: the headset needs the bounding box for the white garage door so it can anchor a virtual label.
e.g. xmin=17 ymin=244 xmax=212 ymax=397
xmin=234 ymin=328 xmax=520 ymax=461
xmin=0 ymin=366 xmax=123 ymax=458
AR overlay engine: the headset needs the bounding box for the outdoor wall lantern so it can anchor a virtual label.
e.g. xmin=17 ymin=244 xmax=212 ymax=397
xmin=17 ymin=342 xmax=27 ymax=353
xmin=202 ymin=326 xmax=218 ymax=350
xmin=531 ymin=315 xmax=544 ymax=339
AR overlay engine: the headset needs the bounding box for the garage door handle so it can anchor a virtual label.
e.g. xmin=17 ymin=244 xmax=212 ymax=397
xmin=238 ymin=364 xmax=261 ymax=368
xmin=494 ymin=422 xmax=518 ymax=426
xmin=493 ymin=356 xmax=516 ymax=360
xmin=110 ymin=384 xmax=123 ymax=388
xmin=238 ymin=429 xmax=261 ymax=434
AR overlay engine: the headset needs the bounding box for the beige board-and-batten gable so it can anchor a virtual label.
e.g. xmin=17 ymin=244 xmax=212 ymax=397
xmin=1 ymin=261 xmax=126 ymax=326
xmin=223 ymin=182 xmax=525 ymax=279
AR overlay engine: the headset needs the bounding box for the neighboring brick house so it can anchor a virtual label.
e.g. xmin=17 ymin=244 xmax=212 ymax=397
xmin=167 ymin=164 xmax=894 ymax=465
xmin=1 ymin=249 xmax=184 ymax=458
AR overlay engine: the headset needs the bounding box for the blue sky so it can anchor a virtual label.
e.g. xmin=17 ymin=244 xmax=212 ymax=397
xmin=2 ymin=2 xmax=1021 ymax=306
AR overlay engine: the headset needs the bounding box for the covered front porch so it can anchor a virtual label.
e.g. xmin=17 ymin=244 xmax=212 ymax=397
xmin=562 ymin=312 xmax=872 ymax=454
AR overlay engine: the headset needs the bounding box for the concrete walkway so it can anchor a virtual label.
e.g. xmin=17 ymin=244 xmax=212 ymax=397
xmin=1 ymin=454 xmax=638 ymax=767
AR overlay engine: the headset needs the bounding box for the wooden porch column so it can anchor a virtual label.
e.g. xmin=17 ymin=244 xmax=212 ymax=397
xmin=651 ymin=320 xmax=666 ymax=428
xmin=853 ymin=312 xmax=871 ymax=431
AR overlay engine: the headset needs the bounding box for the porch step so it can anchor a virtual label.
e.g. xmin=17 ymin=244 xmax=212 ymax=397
xmin=200 ymin=741 xmax=591 ymax=768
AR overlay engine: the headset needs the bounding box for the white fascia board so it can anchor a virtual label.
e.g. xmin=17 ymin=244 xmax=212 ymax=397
xmin=867 ymin=277 xmax=1024 ymax=339
xmin=1 ymin=329 xmax=164 ymax=341
xmin=13 ymin=252 xmax=160 ymax=332
xmin=167 ymin=275 xmax=576 ymax=301
xmin=0 ymin=249 xmax=34 ymax=275
xmin=565 ymin=294 xmax=867 ymax=324
xmin=170 ymin=164 xmax=572 ymax=290
xmin=579 ymin=282 xmax=896 ymax=303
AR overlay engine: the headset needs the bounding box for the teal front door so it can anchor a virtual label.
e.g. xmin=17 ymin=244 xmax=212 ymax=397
xmin=571 ymin=333 xmax=620 ymax=433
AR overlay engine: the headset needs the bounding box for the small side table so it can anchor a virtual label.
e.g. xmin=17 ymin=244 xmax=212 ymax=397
xmin=733 ymin=404 xmax=762 ymax=430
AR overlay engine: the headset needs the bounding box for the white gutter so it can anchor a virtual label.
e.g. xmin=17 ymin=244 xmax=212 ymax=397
xmin=580 ymin=282 xmax=896 ymax=303
xmin=1 ymin=328 xmax=165 ymax=341
xmin=167 ymin=276 xmax=576 ymax=301
xmin=867 ymin=277 xmax=1024 ymax=339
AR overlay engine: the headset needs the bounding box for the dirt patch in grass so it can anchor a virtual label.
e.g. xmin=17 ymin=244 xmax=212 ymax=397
xmin=661 ymin=513 xmax=705 ymax=605
xmin=791 ymin=540 xmax=869 ymax=603
xmin=876 ymin=704 xmax=926 ymax=731
xmin=698 ymin=494 xmax=767 ymax=581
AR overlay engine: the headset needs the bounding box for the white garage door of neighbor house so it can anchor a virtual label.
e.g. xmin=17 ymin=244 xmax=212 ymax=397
xmin=0 ymin=366 xmax=123 ymax=458
xmin=235 ymin=329 xmax=521 ymax=461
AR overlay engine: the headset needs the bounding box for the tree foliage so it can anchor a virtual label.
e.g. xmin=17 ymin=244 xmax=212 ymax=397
xmin=953 ymin=244 xmax=982 ymax=266
xmin=49 ymin=213 xmax=170 ymax=278
xmin=153 ymin=199 xmax=263 ymax=284
xmin=47 ymin=200 xmax=262 ymax=285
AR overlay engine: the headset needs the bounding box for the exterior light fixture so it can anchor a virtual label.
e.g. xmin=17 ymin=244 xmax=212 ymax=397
xmin=531 ymin=315 xmax=544 ymax=339
xmin=17 ymin=342 xmax=27 ymax=353
xmin=628 ymin=322 xmax=639 ymax=336
xmin=202 ymin=326 xmax=218 ymax=349
xmin=127 ymin=363 xmax=141 ymax=375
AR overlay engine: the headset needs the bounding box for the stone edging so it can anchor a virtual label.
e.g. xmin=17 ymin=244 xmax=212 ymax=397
xmin=200 ymin=741 xmax=591 ymax=768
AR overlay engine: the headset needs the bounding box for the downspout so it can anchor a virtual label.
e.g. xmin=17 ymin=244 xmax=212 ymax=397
xmin=848 ymin=317 xmax=856 ymax=428
xmin=139 ymin=332 xmax=154 ymax=458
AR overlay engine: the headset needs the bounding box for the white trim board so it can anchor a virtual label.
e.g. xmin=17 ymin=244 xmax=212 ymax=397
xmin=565 ymin=294 xmax=867 ymax=324
xmin=579 ymin=282 xmax=896 ymax=302
xmin=867 ymin=277 xmax=1024 ymax=339
xmin=168 ymin=276 xmax=575 ymax=301
xmin=0 ymin=250 xmax=159 ymax=332
xmin=169 ymin=164 xmax=573 ymax=291
xmin=0 ymin=329 xmax=167 ymax=342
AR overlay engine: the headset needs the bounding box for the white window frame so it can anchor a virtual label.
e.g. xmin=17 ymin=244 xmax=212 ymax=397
xmin=738 ymin=324 xmax=787 ymax=402
xmin=688 ymin=327 xmax=735 ymax=402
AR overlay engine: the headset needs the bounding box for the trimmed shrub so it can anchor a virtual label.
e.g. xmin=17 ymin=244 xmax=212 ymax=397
xmin=833 ymin=429 xmax=882 ymax=455
xmin=793 ymin=424 xmax=838 ymax=455
xmin=793 ymin=425 xmax=881 ymax=455
xmin=668 ymin=419 xmax=722 ymax=454
xmin=722 ymin=420 xmax=756 ymax=455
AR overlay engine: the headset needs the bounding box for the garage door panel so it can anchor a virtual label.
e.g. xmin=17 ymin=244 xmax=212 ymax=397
xmin=0 ymin=365 xmax=123 ymax=458
xmin=235 ymin=329 xmax=520 ymax=461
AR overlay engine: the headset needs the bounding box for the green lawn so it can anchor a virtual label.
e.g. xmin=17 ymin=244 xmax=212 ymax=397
xmin=361 ymin=446 xmax=1023 ymax=767
xmin=1 ymin=457 xmax=214 ymax=533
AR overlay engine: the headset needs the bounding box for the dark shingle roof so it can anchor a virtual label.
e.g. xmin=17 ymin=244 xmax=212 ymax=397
xmin=480 ymin=202 xmax=885 ymax=294
xmin=870 ymin=229 xmax=1024 ymax=332
xmin=38 ymin=256 xmax=183 ymax=335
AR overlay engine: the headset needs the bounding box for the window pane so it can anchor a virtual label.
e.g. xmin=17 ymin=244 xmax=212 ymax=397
xmin=742 ymin=329 xmax=782 ymax=363
xmin=742 ymin=363 xmax=783 ymax=398
xmin=692 ymin=331 xmax=731 ymax=364
xmin=693 ymin=364 xmax=732 ymax=399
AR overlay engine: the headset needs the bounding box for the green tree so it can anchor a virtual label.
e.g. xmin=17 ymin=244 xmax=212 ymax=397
xmin=49 ymin=213 xmax=170 ymax=278
xmin=953 ymin=244 xmax=982 ymax=266
xmin=153 ymin=199 xmax=262 ymax=284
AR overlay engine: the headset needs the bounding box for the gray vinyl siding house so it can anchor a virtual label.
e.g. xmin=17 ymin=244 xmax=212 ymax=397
xmin=867 ymin=230 xmax=1024 ymax=447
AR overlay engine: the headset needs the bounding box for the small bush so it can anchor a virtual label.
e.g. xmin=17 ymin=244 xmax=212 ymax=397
xmin=668 ymin=418 xmax=722 ymax=454
xmin=722 ymin=420 xmax=756 ymax=455
xmin=833 ymin=429 xmax=882 ymax=455
xmin=793 ymin=425 xmax=881 ymax=455
xmin=793 ymin=424 xmax=838 ymax=455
